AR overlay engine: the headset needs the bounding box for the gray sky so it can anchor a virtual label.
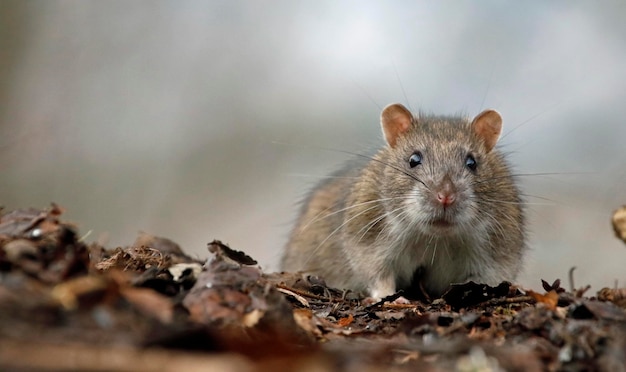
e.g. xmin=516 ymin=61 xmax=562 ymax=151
xmin=1 ymin=1 xmax=626 ymax=291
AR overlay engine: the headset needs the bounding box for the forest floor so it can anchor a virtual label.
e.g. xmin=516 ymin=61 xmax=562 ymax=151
xmin=1 ymin=204 xmax=625 ymax=371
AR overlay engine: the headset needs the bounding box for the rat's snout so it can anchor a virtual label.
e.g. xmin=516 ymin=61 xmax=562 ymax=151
xmin=435 ymin=175 xmax=457 ymax=208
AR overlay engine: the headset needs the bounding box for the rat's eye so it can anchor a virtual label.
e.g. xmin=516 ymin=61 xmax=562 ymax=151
xmin=408 ymin=152 xmax=422 ymax=168
xmin=465 ymin=154 xmax=477 ymax=171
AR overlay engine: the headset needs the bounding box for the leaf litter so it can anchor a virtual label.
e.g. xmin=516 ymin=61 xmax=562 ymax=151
xmin=0 ymin=204 xmax=625 ymax=371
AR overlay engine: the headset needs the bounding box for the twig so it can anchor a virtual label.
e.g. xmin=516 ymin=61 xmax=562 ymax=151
xmin=277 ymin=287 xmax=310 ymax=307
xmin=275 ymin=284 xmax=334 ymax=302
xmin=569 ymin=267 xmax=577 ymax=292
xmin=477 ymin=295 xmax=535 ymax=308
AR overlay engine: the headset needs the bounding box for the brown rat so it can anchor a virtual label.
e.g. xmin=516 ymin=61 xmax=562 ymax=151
xmin=281 ymin=103 xmax=526 ymax=299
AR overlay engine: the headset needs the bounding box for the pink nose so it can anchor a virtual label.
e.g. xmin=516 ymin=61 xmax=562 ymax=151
xmin=437 ymin=192 xmax=456 ymax=207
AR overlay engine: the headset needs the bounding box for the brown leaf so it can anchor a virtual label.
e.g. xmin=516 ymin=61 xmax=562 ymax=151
xmin=184 ymin=284 xmax=252 ymax=324
xmin=0 ymin=204 xmax=64 ymax=239
xmin=612 ymin=205 xmax=626 ymax=243
xmin=597 ymin=287 xmax=626 ymax=308
xmin=208 ymin=240 xmax=257 ymax=266
xmin=120 ymin=287 xmax=175 ymax=324
xmin=277 ymin=287 xmax=310 ymax=307
xmin=133 ymin=232 xmax=184 ymax=256
xmin=337 ymin=314 xmax=354 ymax=327
xmin=572 ymin=299 xmax=626 ymax=321
xmin=527 ymin=290 xmax=558 ymax=310
xmin=50 ymin=275 xmax=114 ymax=310
xmin=292 ymin=308 xmax=322 ymax=338
xmin=3 ymin=239 xmax=38 ymax=264
xmin=442 ymin=281 xmax=511 ymax=310
xmin=541 ymin=279 xmax=564 ymax=293
xmin=95 ymin=246 xmax=170 ymax=273
xmin=374 ymin=311 xmax=406 ymax=320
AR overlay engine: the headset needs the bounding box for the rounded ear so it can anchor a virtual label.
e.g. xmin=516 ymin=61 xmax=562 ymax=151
xmin=381 ymin=103 xmax=414 ymax=147
xmin=471 ymin=109 xmax=502 ymax=152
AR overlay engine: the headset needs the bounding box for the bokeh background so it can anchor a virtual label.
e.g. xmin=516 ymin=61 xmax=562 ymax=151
xmin=2 ymin=1 xmax=626 ymax=291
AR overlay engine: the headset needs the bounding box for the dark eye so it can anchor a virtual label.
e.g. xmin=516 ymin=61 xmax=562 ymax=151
xmin=408 ymin=152 xmax=422 ymax=168
xmin=465 ymin=154 xmax=477 ymax=171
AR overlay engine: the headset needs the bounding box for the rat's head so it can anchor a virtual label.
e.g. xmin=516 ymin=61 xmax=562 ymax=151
xmin=379 ymin=103 xmax=507 ymax=237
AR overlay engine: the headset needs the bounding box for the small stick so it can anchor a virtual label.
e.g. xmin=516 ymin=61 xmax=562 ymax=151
xmin=275 ymin=283 xmax=334 ymax=302
xmin=477 ymin=295 xmax=535 ymax=308
xmin=568 ymin=266 xmax=577 ymax=292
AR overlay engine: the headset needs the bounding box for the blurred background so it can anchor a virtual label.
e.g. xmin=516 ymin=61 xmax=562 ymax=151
xmin=1 ymin=1 xmax=625 ymax=291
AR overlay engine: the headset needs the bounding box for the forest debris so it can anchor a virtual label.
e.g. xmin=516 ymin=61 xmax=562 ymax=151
xmin=50 ymin=275 xmax=114 ymax=310
xmin=292 ymin=308 xmax=323 ymax=338
xmin=133 ymin=232 xmax=185 ymax=256
xmin=207 ymin=239 xmax=257 ymax=266
xmin=612 ymin=205 xmax=626 ymax=243
xmin=0 ymin=205 xmax=89 ymax=283
xmin=527 ymin=290 xmax=559 ymax=310
xmin=337 ymin=314 xmax=354 ymax=327
xmin=95 ymin=246 xmax=170 ymax=272
xmin=375 ymin=310 xmax=406 ymax=320
xmin=597 ymin=287 xmax=626 ymax=308
xmin=95 ymin=233 xmax=202 ymax=273
xmin=441 ymin=281 xmax=511 ymax=310
xmin=571 ymin=299 xmax=626 ymax=321
xmin=542 ymin=278 xmax=565 ymax=293
xmin=0 ymin=339 xmax=255 ymax=372
xmin=168 ymin=263 xmax=202 ymax=282
xmin=0 ymin=203 xmax=65 ymax=239
xmin=567 ymin=266 xmax=591 ymax=297
xmin=277 ymin=287 xmax=310 ymax=307
xmin=183 ymin=269 xmax=257 ymax=325
xmin=182 ymin=240 xmax=311 ymax=347
xmin=1 ymin=205 xmax=626 ymax=370
xmin=119 ymin=287 xmax=175 ymax=324
xmin=456 ymin=346 xmax=503 ymax=372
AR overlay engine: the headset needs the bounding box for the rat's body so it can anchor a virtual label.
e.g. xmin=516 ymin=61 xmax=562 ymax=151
xmin=281 ymin=104 xmax=525 ymax=299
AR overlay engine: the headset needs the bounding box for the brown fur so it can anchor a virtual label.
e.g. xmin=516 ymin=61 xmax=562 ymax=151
xmin=281 ymin=104 xmax=525 ymax=299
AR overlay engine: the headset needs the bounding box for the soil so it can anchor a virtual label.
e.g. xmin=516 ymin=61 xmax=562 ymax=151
xmin=1 ymin=204 xmax=625 ymax=371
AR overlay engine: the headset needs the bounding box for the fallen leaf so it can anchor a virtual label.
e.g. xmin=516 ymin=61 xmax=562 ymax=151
xmin=597 ymin=287 xmax=626 ymax=309
xmin=292 ymin=308 xmax=322 ymax=337
xmin=133 ymin=232 xmax=184 ymax=255
xmin=527 ymin=290 xmax=558 ymax=310
xmin=242 ymin=309 xmax=264 ymax=327
xmin=277 ymin=287 xmax=310 ymax=307
xmin=120 ymin=286 xmax=175 ymax=324
xmin=337 ymin=314 xmax=354 ymax=327
xmin=50 ymin=275 xmax=113 ymax=310
xmin=442 ymin=281 xmax=511 ymax=310
xmin=612 ymin=205 xmax=626 ymax=243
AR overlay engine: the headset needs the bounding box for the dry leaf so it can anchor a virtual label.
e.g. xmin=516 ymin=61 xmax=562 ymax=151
xmin=293 ymin=308 xmax=322 ymax=337
xmin=612 ymin=206 xmax=626 ymax=243
xmin=50 ymin=275 xmax=112 ymax=310
xmin=277 ymin=287 xmax=310 ymax=307
xmin=337 ymin=314 xmax=354 ymax=327
xmin=527 ymin=290 xmax=558 ymax=310
xmin=242 ymin=309 xmax=264 ymax=327
xmin=598 ymin=287 xmax=626 ymax=307
xmin=120 ymin=287 xmax=175 ymax=324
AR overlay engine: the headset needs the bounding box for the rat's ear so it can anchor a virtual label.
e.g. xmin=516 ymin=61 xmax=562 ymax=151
xmin=471 ymin=109 xmax=502 ymax=152
xmin=381 ymin=103 xmax=414 ymax=148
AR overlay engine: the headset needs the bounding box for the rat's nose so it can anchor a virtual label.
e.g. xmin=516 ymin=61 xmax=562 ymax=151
xmin=436 ymin=176 xmax=457 ymax=208
xmin=437 ymin=191 xmax=456 ymax=207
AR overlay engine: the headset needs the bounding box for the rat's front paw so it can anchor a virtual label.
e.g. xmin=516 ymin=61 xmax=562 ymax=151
xmin=364 ymin=276 xmax=406 ymax=304
xmin=368 ymin=276 xmax=396 ymax=300
xmin=362 ymin=293 xmax=410 ymax=305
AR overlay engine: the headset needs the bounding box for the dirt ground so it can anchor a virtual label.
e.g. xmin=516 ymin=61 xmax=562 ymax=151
xmin=1 ymin=204 xmax=626 ymax=371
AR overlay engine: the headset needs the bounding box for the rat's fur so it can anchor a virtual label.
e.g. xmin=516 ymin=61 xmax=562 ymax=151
xmin=281 ymin=104 xmax=525 ymax=299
